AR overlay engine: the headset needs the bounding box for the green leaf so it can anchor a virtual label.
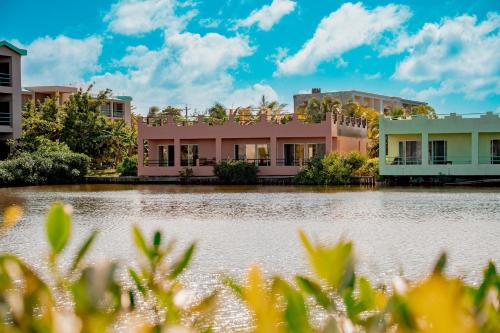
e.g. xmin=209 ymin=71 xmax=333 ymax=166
xmin=153 ymin=231 xmax=162 ymax=249
xmin=222 ymin=275 xmax=243 ymax=298
xmin=70 ymin=230 xmax=98 ymax=272
xmin=168 ymin=243 xmax=195 ymax=279
xmin=295 ymin=275 xmax=332 ymax=309
xmin=128 ymin=268 xmax=146 ymax=296
xmin=274 ymin=277 xmax=312 ymax=333
xmin=46 ymin=203 xmax=72 ymax=254
xmin=132 ymin=225 xmax=150 ymax=259
xmin=433 ymin=253 xmax=447 ymax=274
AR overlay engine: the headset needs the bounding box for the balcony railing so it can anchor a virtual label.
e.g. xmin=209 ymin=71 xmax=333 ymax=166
xmin=0 ymin=73 xmax=11 ymax=86
xmin=146 ymin=160 xmax=175 ymax=167
xmin=0 ymin=111 xmax=11 ymax=126
xmin=428 ymin=156 xmax=472 ymax=165
xmin=101 ymin=108 xmax=112 ymax=117
xmin=113 ymin=111 xmax=124 ymax=118
xmin=385 ymin=156 xmax=422 ymax=165
xmin=479 ymin=156 xmax=500 ymax=165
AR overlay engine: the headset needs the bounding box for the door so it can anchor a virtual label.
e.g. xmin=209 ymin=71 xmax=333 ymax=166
xmin=284 ymin=144 xmax=294 ymax=166
xmin=491 ymin=140 xmax=500 ymax=164
xmin=430 ymin=140 xmax=447 ymax=164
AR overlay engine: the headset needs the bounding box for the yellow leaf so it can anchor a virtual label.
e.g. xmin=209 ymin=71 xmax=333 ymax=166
xmin=3 ymin=205 xmax=22 ymax=229
xmin=407 ymin=274 xmax=478 ymax=333
xmin=242 ymin=265 xmax=284 ymax=333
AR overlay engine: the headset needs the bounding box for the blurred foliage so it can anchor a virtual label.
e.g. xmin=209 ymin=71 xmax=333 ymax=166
xmin=1 ymin=204 xmax=499 ymax=333
xmin=117 ymin=155 xmax=138 ymax=177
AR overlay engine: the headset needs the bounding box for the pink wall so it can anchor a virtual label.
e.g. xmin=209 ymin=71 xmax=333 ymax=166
xmin=138 ymin=112 xmax=368 ymax=177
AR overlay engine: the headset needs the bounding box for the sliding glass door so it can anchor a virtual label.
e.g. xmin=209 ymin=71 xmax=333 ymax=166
xmin=398 ymin=141 xmax=422 ymax=165
xmin=491 ymin=140 xmax=500 ymax=164
xmin=429 ymin=140 xmax=447 ymax=164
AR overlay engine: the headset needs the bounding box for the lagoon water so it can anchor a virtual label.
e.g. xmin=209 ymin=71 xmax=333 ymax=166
xmin=1 ymin=184 xmax=499 ymax=329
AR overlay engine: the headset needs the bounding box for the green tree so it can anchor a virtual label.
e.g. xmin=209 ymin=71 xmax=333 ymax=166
xmin=411 ymin=104 xmax=437 ymax=119
xmin=258 ymin=95 xmax=287 ymax=123
xmin=207 ymin=102 xmax=227 ymax=123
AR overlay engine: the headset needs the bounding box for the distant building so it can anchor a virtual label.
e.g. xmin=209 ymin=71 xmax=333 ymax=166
xmin=0 ymin=41 xmax=27 ymax=159
xmin=294 ymin=89 xmax=426 ymax=114
xmin=379 ymin=112 xmax=500 ymax=177
xmin=21 ymin=86 xmax=133 ymax=125
xmin=137 ymin=111 xmax=368 ymax=177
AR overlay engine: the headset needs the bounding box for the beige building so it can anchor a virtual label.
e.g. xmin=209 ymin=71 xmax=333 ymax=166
xmin=0 ymin=41 xmax=26 ymax=159
xmin=21 ymin=86 xmax=133 ymax=125
xmin=294 ymin=89 xmax=426 ymax=114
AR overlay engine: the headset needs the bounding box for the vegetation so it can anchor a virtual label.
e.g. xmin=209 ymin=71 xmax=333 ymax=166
xmin=1 ymin=203 xmax=499 ymax=332
xmin=0 ymin=151 xmax=90 ymax=186
xmin=213 ymin=160 xmax=259 ymax=184
xmin=14 ymin=88 xmax=136 ymax=169
xmin=117 ymin=155 xmax=138 ymax=176
xmin=294 ymin=152 xmax=377 ymax=185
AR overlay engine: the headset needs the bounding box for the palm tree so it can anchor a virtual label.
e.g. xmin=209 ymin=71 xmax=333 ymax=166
xmin=257 ymin=95 xmax=287 ymax=123
xmin=207 ymin=102 xmax=227 ymax=123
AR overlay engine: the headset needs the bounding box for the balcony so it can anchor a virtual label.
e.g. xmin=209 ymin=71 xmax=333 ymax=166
xmin=0 ymin=72 xmax=11 ymax=87
xmin=113 ymin=111 xmax=124 ymax=118
xmin=0 ymin=102 xmax=11 ymax=126
xmin=101 ymin=107 xmax=112 ymax=117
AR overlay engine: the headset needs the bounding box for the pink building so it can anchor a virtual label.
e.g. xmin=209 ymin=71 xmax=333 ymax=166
xmin=138 ymin=111 xmax=368 ymax=177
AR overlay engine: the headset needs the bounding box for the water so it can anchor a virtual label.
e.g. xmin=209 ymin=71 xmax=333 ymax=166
xmin=0 ymin=184 xmax=499 ymax=329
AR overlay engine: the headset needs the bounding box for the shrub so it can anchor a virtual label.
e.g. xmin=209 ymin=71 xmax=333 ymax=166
xmin=213 ymin=160 xmax=258 ymax=184
xmin=0 ymin=151 xmax=90 ymax=186
xmin=117 ymin=155 xmax=138 ymax=176
xmin=354 ymin=157 xmax=379 ymax=177
xmin=295 ymin=152 xmax=369 ymax=185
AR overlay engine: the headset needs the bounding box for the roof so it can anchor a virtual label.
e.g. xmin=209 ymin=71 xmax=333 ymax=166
xmin=24 ymin=86 xmax=78 ymax=93
xmin=0 ymin=40 xmax=27 ymax=56
xmin=115 ymin=95 xmax=133 ymax=101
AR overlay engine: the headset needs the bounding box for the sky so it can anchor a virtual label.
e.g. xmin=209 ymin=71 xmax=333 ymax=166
xmin=1 ymin=0 xmax=499 ymax=115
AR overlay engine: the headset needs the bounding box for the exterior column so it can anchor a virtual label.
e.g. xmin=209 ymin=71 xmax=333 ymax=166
xmin=215 ymin=137 xmax=222 ymax=162
xmin=270 ymin=136 xmax=277 ymax=167
xmin=380 ymin=100 xmax=384 ymax=114
xmin=471 ymin=131 xmax=479 ymax=165
xmin=325 ymin=112 xmax=334 ymax=155
xmin=421 ymin=131 xmax=429 ymax=166
xmin=379 ymin=131 xmax=386 ymax=165
xmin=174 ymin=138 xmax=181 ymax=167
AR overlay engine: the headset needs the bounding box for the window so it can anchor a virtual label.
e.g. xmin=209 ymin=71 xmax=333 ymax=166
xmin=0 ymin=101 xmax=10 ymax=126
xmin=158 ymin=145 xmax=174 ymax=167
xmin=491 ymin=140 xmax=500 ymax=164
xmin=114 ymin=103 xmax=124 ymax=117
xmin=284 ymin=143 xmax=326 ymax=166
xmin=234 ymin=144 xmax=269 ymax=165
xmin=101 ymin=102 xmax=111 ymax=117
xmin=398 ymin=141 xmax=421 ymax=165
xmin=181 ymin=144 xmax=199 ymax=166
xmin=429 ymin=140 xmax=447 ymax=164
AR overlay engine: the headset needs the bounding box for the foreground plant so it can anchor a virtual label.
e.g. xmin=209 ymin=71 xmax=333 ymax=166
xmin=0 ymin=204 xmax=499 ymax=332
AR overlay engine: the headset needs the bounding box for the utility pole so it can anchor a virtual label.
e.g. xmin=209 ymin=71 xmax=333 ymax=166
xmin=185 ymin=104 xmax=190 ymax=120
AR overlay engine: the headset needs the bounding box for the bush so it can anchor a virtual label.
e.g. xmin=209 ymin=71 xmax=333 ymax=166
xmin=213 ymin=160 xmax=258 ymax=184
xmin=295 ymin=152 xmax=369 ymax=185
xmin=117 ymin=155 xmax=138 ymax=176
xmin=354 ymin=157 xmax=379 ymax=177
xmin=0 ymin=151 xmax=90 ymax=186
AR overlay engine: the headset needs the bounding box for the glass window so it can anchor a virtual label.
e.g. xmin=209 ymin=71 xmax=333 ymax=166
xmin=491 ymin=140 xmax=500 ymax=164
xmin=234 ymin=144 xmax=269 ymax=163
xmin=398 ymin=140 xmax=422 ymax=165
xmin=181 ymin=144 xmax=199 ymax=166
xmin=158 ymin=145 xmax=174 ymax=167
xmin=429 ymin=140 xmax=447 ymax=164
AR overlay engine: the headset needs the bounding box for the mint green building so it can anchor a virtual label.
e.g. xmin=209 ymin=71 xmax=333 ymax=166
xmin=379 ymin=112 xmax=500 ymax=176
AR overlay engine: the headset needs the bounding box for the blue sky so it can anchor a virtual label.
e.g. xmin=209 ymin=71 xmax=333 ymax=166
xmin=1 ymin=0 xmax=499 ymax=115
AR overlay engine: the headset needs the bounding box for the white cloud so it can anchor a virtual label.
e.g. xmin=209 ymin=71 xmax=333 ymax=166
xmin=364 ymin=72 xmax=381 ymax=80
xmin=390 ymin=12 xmax=500 ymax=100
xmin=198 ymin=18 xmax=221 ymax=29
xmin=21 ymin=35 xmax=102 ymax=86
xmin=235 ymin=0 xmax=297 ymax=31
xmin=105 ymin=0 xmax=196 ymax=35
xmin=90 ymin=32 xmax=279 ymax=114
xmin=275 ymin=2 xmax=411 ymax=76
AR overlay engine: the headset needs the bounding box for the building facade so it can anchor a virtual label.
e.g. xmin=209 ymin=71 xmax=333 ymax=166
xmin=294 ymin=89 xmax=426 ymax=114
xmin=0 ymin=41 xmax=26 ymax=159
xmin=379 ymin=112 xmax=500 ymax=176
xmin=138 ymin=111 xmax=368 ymax=177
xmin=21 ymin=86 xmax=133 ymax=125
